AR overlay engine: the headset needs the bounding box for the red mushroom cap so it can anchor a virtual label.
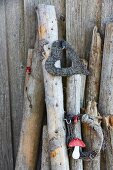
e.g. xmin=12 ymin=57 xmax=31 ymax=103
xmin=68 ymin=138 xmax=86 ymax=148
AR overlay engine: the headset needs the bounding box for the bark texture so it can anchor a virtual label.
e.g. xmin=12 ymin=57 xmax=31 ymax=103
xmin=83 ymin=26 xmax=102 ymax=170
xmin=66 ymin=75 xmax=83 ymax=170
xmin=41 ymin=125 xmax=51 ymax=170
xmin=36 ymin=4 xmax=69 ymax=170
xmin=15 ymin=49 xmax=45 ymax=170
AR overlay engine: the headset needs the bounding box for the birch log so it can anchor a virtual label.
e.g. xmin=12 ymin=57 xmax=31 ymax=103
xmin=15 ymin=49 xmax=45 ymax=170
xmin=99 ymin=23 xmax=113 ymax=170
xmin=83 ymin=26 xmax=102 ymax=170
xmin=66 ymin=75 xmax=83 ymax=170
xmin=41 ymin=125 xmax=50 ymax=170
xmin=36 ymin=4 xmax=69 ymax=170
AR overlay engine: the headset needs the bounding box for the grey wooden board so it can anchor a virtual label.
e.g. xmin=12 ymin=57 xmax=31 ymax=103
xmin=0 ymin=0 xmax=14 ymax=169
xmin=24 ymin=0 xmax=37 ymax=56
xmin=66 ymin=0 xmax=102 ymax=59
xmin=99 ymin=23 xmax=113 ymax=170
xmin=5 ymin=0 xmax=25 ymax=161
xmin=100 ymin=1 xmax=113 ymax=169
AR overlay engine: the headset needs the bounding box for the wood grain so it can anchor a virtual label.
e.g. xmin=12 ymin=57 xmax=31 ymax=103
xmin=15 ymin=48 xmax=45 ymax=170
xmin=66 ymin=0 xmax=102 ymax=60
xmin=99 ymin=23 xmax=113 ymax=170
xmin=83 ymin=26 xmax=102 ymax=170
xmin=101 ymin=0 xmax=113 ymax=34
xmin=5 ymin=0 xmax=25 ymax=160
xmin=41 ymin=125 xmax=50 ymax=170
xmin=36 ymin=4 xmax=69 ymax=170
xmin=24 ymin=0 xmax=37 ymax=56
xmin=66 ymin=75 xmax=83 ymax=170
xmin=86 ymin=26 xmax=102 ymax=104
xmin=0 ymin=1 xmax=13 ymax=169
xmin=24 ymin=0 xmax=65 ymax=54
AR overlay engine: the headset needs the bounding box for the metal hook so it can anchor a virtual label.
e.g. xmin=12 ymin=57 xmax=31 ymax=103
xmin=64 ymin=119 xmax=72 ymax=124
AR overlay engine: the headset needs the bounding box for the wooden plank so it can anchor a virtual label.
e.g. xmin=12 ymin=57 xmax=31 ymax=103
xmin=5 ymin=0 xmax=25 ymax=160
xmin=66 ymin=0 xmax=102 ymax=59
xmin=24 ymin=0 xmax=37 ymax=56
xmin=0 ymin=1 xmax=14 ymax=169
xmin=101 ymin=0 xmax=113 ymax=34
xmin=36 ymin=4 xmax=69 ymax=170
xmin=99 ymin=23 xmax=113 ymax=170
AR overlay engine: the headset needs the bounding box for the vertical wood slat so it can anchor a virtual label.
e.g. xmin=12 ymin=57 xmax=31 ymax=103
xmin=99 ymin=23 xmax=113 ymax=170
xmin=66 ymin=0 xmax=102 ymax=60
xmin=100 ymin=2 xmax=113 ymax=170
xmin=24 ymin=0 xmax=36 ymax=57
xmin=101 ymin=0 xmax=113 ymax=34
xmin=5 ymin=0 xmax=25 ymax=160
xmin=0 ymin=1 xmax=13 ymax=169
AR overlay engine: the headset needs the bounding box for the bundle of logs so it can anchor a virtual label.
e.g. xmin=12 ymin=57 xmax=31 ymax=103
xmin=15 ymin=4 xmax=113 ymax=170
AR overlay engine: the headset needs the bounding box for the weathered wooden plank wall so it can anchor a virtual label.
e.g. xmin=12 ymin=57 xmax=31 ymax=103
xmin=1 ymin=0 xmax=113 ymax=169
xmin=99 ymin=23 xmax=113 ymax=170
xmin=5 ymin=0 xmax=25 ymax=161
xmin=66 ymin=0 xmax=102 ymax=60
xmin=0 ymin=1 xmax=14 ymax=169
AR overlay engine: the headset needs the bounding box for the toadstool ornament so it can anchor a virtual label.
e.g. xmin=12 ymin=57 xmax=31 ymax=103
xmin=68 ymin=138 xmax=86 ymax=159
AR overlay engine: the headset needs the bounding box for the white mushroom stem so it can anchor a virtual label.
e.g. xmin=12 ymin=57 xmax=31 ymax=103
xmin=72 ymin=146 xmax=80 ymax=159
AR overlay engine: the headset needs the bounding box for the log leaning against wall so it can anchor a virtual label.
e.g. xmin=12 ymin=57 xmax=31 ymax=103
xmin=15 ymin=47 xmax=45 ymax=169
xmin=36 ymin=4 xmax=69 ymax=170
